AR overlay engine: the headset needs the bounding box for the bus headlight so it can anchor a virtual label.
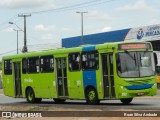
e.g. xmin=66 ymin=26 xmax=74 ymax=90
xmin=151 ymin=83 xmax=156 ymax=89
xmin=120 ymin=86 xmax=124 ymax=89
xmin=120 ymin=85 xmax=127 ymax=91
xmin=153 ymin=83 xmax=156 ymax=87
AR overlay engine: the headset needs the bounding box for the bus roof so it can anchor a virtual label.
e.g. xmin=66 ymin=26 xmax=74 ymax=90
xmin=2 ymin=41 xmax=151 ymax=60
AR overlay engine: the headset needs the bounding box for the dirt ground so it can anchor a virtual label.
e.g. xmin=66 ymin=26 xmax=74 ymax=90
xmin=0 ymin=89 xmax=160 ymax=120
xmin=0 ymin=105 xmax=159 ymax=120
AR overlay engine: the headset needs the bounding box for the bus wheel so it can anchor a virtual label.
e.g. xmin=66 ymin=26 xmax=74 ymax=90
xmin=54 ymin=99 xmax=66 ymax=104
xmin=26 ymin=88 xmax=36 ymax=103
xmin=86 ymin=87 xmax=100 ymax=105
xmin=120 ymin=98 xmax=133 ymax=105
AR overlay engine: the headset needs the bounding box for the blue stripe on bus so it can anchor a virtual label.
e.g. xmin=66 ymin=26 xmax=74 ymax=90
xmin=82 ymin=45 xmax=97 ymax=90
xmin=82 ymin=46 xmax=96 ymax=51
xmin=125 ymin=84 xmax=153 ymax=90
xmin=83 ymin=70 xmax=97 ymax=90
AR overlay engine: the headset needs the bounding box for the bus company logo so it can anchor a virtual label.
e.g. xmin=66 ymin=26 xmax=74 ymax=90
xmin=2 ymin=112 xmax=12 ymax=118
xmin=137 ymin=28 xmax=144 ymax=40
xmin=2 ymin=112 xmax=42 ymax=118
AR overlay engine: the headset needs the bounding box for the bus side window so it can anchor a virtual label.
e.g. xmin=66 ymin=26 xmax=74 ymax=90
xmin=40 ymin=55 xmax=54 ymax=72
xmin=81 ymin=51 xmax=99 ymax=70
xmin=4 ymin=59 xmax=12 ymax=75
xmin=82 ymin=53 xmax=87 ymax=70
xmin=68 ymin=53 xmax=81 ymax=71
xmin=22 ymin=58 xmax=27 ymax=74
xmin=28 ymin=57 xmax=39 ymax=73
xmin=116 ymin=54 xmax=121 ymax=73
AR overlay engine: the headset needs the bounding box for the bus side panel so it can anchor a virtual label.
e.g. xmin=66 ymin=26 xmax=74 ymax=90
xmin=96 ymin=67 xmax=103 ymax=99
xmin=2 ymin=75 xmax=15 ymax=97
xmin=2 ymin=62 xmax=15 ymax=97
xmin=21 ymin=74 xmax=34 ymax=98
xmin=96 ymin=51 xmax=106 ymax=99
xmin=68 ymin=71 xmax=84 ymax=99
xmin=22 ymin=73 xmax=57 ymax=98
xmin=37 ymin=73 xmax=57 ymax=98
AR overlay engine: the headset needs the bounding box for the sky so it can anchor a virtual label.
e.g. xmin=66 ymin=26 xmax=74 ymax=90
xmin=0 ymin=0 xmax=160 ymax=58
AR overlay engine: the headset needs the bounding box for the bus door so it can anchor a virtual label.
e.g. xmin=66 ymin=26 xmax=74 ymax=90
xmin=56 ymin=58 xmax=68 ymax=97
xmin=102 ymin=54 xmax=115 ymax=98
xmin=13 ymin=62 xmax=22 ymax=97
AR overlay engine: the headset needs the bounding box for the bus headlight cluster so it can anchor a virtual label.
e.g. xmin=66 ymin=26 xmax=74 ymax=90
xmin=120 ymin=85 xmax=127 ymax=91
xmin=120 ymin=86 xmax=124 ymax=89
xmin=152 ymin=83 xmax=156 ymax=88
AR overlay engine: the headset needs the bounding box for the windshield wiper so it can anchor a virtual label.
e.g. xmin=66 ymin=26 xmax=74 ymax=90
xmin=134 ymin=53 xmax=137 ymax=65
xmin=124 ymin=50 xmax=135 ymax=60
xmin=125 ymin=50 xmax=138 ymax=67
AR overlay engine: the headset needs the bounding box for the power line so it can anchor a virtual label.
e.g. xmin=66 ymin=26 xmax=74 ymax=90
xmin=0 ymin=0 xmax=116 ymax=31
xmin=0 ymin=15 xmax=17 ymax=28
xmin=0 ymin=24 xmax=12 ymax=31
xmin=0 ymin=0 xmax=117 ymax=55
xmin=27 ymin=36 xmax=47 ymax=43
xmin=28 ymin=42 xmax=61 ymax=47
xmin=27 ymin=0 xmax=116 ymax=15
xmin=27 ymin=42 xmax=61 ymax=51
xmin=0 ymin=18 xmax=23 ymax=31
xmin=0 ymin=49 xmax=17 ymax=56
xmin=0 ymin=15 xmax=20 ymax=31
xmin=0 ymin=42 xmax=61 ymax=55
xmin=30 ymin=0 xmax=101 ymax=14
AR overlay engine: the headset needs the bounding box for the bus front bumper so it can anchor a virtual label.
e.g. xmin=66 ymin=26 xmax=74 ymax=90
xmin=116 ymin=83 xmax=157 ymax=99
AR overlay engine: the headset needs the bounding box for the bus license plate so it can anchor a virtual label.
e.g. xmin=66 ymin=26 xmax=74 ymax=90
xmin=137 ymin=92 xmax=144 ymax=96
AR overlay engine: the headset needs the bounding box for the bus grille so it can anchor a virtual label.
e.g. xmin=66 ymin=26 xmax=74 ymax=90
xmin=125 ymin=79 xmax=151 ymax=85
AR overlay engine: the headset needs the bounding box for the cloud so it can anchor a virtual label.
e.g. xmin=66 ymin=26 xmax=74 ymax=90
xmin=41 ymin=33 xmax=54 ymax=40
xmin=0 ymin=0 xmax=55 ymax=9
xmin=147 ymin=19 xmax=160 ymax=25
xmin=74 ymin=11 xmax=110 ymax=22
xmin=61 ymin=27 xmax=72 ymax=32
xmin=101 ymin=26 xmax=112 ymax=32
xmin=34 ymin=24 xmax=55 ymax=31
xmin=86 ymin=11 xmax=110 ymax=21
xmin=4 ymin=27 xmax=14 ymax=32
xmin=115 ymin=0 xmax=157 ymax=14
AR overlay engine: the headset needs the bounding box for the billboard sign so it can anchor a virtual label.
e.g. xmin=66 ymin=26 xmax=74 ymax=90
xmin=125 ymin=24 xmax=160 ymax=41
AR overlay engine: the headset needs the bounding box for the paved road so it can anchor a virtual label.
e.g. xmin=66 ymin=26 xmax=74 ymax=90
xmin=0 ymin=97 xmax=160 ymax=111
xmin=0 ymin=90 xmax=160 ymax=111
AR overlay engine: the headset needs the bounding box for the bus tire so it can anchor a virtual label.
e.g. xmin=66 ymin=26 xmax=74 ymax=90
xmin=120 ymin=98 xmax=133 ymax=105
xmin=26 ymin=88 xmax=36 ymax=103
xmin=54 ymin=99 xmax=66 ymax=103
xmin=86 ymin=87 xmax=100 ymax=105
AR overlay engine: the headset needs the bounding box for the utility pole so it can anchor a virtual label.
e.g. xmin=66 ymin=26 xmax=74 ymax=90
xmin=76 ymin=12 xmax=88 ymax=45
xmin=8 ymin=22 xmax=23 ymax=54
xmin=13 ymin=29 xmax=22 ymax=54
xmin=18 ymin=14 xmax=31 ymax=53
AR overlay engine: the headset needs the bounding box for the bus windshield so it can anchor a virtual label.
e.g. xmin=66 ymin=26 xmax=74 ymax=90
xmin=117 ymin=51 xmax=155 ymax=78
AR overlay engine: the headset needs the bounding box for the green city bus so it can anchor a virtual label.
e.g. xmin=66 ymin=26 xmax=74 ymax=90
xmin=2 ymin=41 xmax=157 ymax=105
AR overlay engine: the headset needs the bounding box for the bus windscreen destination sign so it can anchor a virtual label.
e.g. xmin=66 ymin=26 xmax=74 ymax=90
xmin=118 ymin=43 xmax=151 ymax=50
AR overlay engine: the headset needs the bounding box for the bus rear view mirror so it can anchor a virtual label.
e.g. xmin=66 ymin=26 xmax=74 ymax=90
xmin=154 ymin=53 xmax=158 ymax=65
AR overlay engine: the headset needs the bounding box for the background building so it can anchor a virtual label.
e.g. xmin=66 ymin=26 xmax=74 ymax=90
xmin=62 ymin=24 xmax=160 ymax=65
